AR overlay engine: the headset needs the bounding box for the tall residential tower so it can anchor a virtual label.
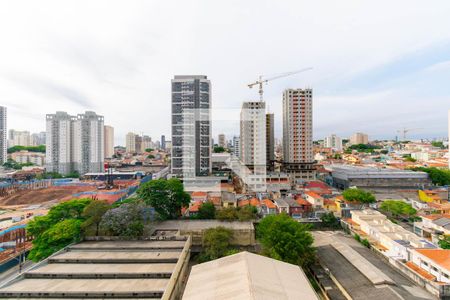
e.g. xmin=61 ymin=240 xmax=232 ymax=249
xmin=171 ymin=75 xmax=211 ymax=177
xmin=72 ymin=111 xmax=104 ymax=174
xmin=282 ymin=88 xmax=315 ymax=183
xmin=0 ymin=106 xmax=6 ymax=164
xmin=104 ymin=125 xmax=114 ymax=158
xmin=45 ymin=112 xmax=75 ymax=175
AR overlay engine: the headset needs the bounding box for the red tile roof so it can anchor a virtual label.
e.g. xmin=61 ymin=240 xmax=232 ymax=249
xmin=415 ymin=249 xmax=450 ymax=270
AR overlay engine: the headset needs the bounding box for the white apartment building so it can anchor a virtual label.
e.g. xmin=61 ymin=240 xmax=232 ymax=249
xmin=10 ymin=151 xmax=45 ymax=166
xmin=8 ymin=130 xmax=31 ymax=147
xmin=240 ymin=101 xmax=266 ymax=192
xmin=324 ymin=134 xmax=343 ymax=151
xmin=142 ymin=135 xmax=153 ymax=151
xmin=0 ymin=106 xmax=6 ymax=164
xmin=282 ymin=88 xmax=315 ymax=183
xmin=218 ymin=134 xmax=226 ymax=148
xmin=104 ymin=125 xmax=114 ymax=158
xmin=31 ymin=132 xmax=46 ymax=146
xmin=72 ymin=111 xmax=104 ymax=174
xmin=350 ymin=132 xmax=369 ymax=145
xmin=46 ymin=112 xmax=75 ymax=175
xmin=46 ymin=111 xmax=104 ymax=175
xmin=125 ymin=132 xmax=136 ymax=153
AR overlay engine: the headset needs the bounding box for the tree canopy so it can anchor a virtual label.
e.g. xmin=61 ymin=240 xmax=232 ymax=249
xmin=379 ymin=200 xmax=417 ymax=219
xmin=438 ymin=236 xmax=450 ymax=249
xmin=257 ymin=213 xmax=315 ymax=267
xmin=27 ymin=199 xmax=92 ymax=261
xmin=342 ymin=188 xmax=376 ymax=204
xmin=7 ymin=145 xmax=45 ymax=153
xmin=100 ymin=201 xmax=145 ymax=237
xmin=137 ymin=178 xmax=190 ymax=220
xmin=213 ymin=146 xmax=225 ymax=153
xmin=410 ymin=167 xmax=450 ymax=186
xmin=215 ymin=205 xmax=258 ymax=221
xmin=197 ymin=202 xmax=216 ymax=219
xmin=320 ymin=212 xmax=340 ymax=229
xmin=81 ymin=200 xmax=111 ymax=236
xmin=201 ymin=226 xmax=234 ymax=261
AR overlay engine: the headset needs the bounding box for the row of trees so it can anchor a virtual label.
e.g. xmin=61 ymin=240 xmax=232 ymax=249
xmin=2 ymin=159 xmax=34 ymax=170
xmin=379 ymin=200 xmax=417 ymax=220
xmin=27 ymin=198 xmax=149 ymax=261
xmin=197 ymin=213 xmax=316 ymax=268
xmin=7 ymin=145 xmax=46 ymax=153
xmin=410 ymin=167 xmax=450 ymax=186
xmin=342 ymin=188 xmax=376 ymax=204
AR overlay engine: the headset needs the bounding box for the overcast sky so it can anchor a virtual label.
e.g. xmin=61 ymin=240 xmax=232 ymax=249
xmin=1 ymin=1 xmax=449 ymax=145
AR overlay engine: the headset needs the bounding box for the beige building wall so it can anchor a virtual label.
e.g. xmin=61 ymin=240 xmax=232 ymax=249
xmin=104 ymin=125 xmax=114 ymax=158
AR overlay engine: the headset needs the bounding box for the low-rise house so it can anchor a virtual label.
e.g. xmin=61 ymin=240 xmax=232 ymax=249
xmin=408 ymin=249 xmax=450 ymax=283
xmin=414 ymin=214 xmax=450 ymax=245
xmin=274 ymin=198 xmax=289 ymax=214
xmin=260 ymin=199 xmax=277 ymax=217
xmin=305 ymin=191 xmax=324 ymax=209
xmin=191 ymin=191 xmax=207 ymax=203
xmin=350 ymin=209 xmax=435 ymax=259
xmin=222 ymin=192 xmax=237 ymax=208
xmin=207 ymin=192 xmax=222 ymax=207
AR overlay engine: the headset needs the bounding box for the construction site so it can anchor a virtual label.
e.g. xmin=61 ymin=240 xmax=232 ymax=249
xmin=0 ymin=174 xmax=148 ymax=273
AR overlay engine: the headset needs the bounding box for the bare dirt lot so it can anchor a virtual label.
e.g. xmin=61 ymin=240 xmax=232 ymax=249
xmin=0 ymin=186 xmax=96 ymax=206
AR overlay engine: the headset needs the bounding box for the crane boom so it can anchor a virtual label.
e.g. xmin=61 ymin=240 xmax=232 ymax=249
xmin=248 ymin=67 xmax=312 ymax=101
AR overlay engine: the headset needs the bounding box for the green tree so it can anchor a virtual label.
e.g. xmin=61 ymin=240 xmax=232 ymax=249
xmin=202 ymin=227 xmax=234 ymax=260
xmin=27 ymin=199 xmax=93 ymax=261
xmin=380 ymin=200 xmax=417 ymax=219
xmin=404 ymin=156 xmax=416 ymax=162
xmin=213 ymin=146 xmax=225 ymax=153
xmin=100 ymin=201 xmax=145 ymax=237
xmin=81 ymin=200 xmax=111 ymax=236
xmin=145 ymin=148 xmax=154 ymax=152
xmin=147 ymin=154 xmax=155 ymax=159
xmin=438 ymin=236 xmax=450 ymax=249
xmin=28 ymin=219 xmax=83 ymax=262
xmin=237 ymin=205 xmax=258 ymax=221
xmin=342 ymin=188 xmax=376 ymax=205
xmin=137 ymin=178 xmax=190 ymax=220
xmin=321 ymin=212 xmax=340 ymax=229
xmin=410 ymin=167 xmax=450 ymax=186
xmin=197 ymin=202 xmax=216 ymax=219
xmin=257 ymin=213 xmax=315 ymax=267
xmin=7 ymin=145 xmax=45 ymax=153
xmin=431 ymin=141 xmax=445 ymax=149
xmin=215 ymin=207 xmax=238 ymax=221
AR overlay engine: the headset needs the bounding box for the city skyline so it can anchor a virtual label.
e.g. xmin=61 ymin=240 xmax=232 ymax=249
xmin=1 ymin=1 xmax=450 ymax=144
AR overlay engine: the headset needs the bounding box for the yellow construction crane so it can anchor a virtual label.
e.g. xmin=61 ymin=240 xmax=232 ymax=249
xmin=248 ymin=67 xmax=313 ymax=101
xmin=397 ymin=127 xmax=423 ymax=140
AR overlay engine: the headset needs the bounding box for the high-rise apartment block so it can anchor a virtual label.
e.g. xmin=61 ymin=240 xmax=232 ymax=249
xmin=0 ymin=106 xmax=7 ymax=164
xmin=72 ymin=112 xmax=104 ymax=174
xmin=266 ymin=113 xmax=274 ymax=171
xmin=8 ymin=130 xmax=31 ymax=147
xmin=240 ymin=102 xmax=266 ymax=167
xmin=171 ymin=75 xmax=211 ymax=177
xmin=104 ymin=125 xmax=114 ymax=158
xmin=282 ymin=88 xmax=315 ymax=183
xmin=31 ymin=132 xmax=46 ymax=146
xmin=324 ymin=134 xmax=343 ymax=151
xmin=125 ymin=132 xmax=136 ymax=153
xmin=46 ymin=112 xmax=75 ymax=175
xmin=161 ymin=135 xmax=166 ymax=150
xmin=46 ymin=111 xmax=104 ymax=175
xmin=233 ymin=136 xmax=240 ymax=158
xmin=218 ymin=134 xmax=226 ymax=148
xmin=350 ymin=132 xmax=369 ymax=145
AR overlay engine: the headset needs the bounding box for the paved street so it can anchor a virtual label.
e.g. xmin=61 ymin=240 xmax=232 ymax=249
xmin=313 ymin=231 xmax=435 ymax=300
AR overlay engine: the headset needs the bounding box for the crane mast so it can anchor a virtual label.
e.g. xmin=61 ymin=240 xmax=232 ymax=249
xmin=248 ymin=67 xmax=312 ymax=101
